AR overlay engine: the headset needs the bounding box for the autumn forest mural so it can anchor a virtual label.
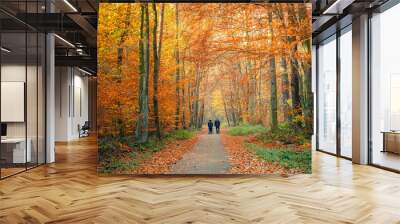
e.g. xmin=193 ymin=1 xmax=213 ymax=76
xmin=98 ymin=3 xmax=312 ymax=175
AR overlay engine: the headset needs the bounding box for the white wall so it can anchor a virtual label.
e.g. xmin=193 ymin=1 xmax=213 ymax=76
xmin=55 ymin=67 xmax=70 ymax=141
xmin=1 ymin=65 xmax=26 ymax=139
xmin=1 ymin=64 xmax=25 ymax=81
xmin=1 ymin=63 xmax=46 ymax=164
xmin=55 ymin=67 xmax=89 ymax=141
xmin=1 ymin=65 xmax=41 ymax=137
xmin=72 ymin=73 xmax=89 ymax=138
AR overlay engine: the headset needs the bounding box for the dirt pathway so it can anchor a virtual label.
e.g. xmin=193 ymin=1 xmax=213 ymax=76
xmin=170 ymin=132 xmax=230 ymax=174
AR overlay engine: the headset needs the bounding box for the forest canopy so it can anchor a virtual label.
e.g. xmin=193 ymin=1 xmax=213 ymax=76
xmin=98 ymin=3 xmax=312 ymax=142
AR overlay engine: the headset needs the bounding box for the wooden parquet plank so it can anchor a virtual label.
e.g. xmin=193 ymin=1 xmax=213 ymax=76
xmin=0 ymin=137 xmax=399 ymax=223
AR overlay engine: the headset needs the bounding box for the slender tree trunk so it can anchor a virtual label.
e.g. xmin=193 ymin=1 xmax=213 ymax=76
xmin=249 ymin=63 xmax=256 ymax=124
xmin=181 ymin=55 xmax=186 ymax=129
xmin=257 ymin=60 xmax=263 ymax=124
xmin=229 ymin=91 xmax=237 ymax=126
xmin=116 ymin=48 xmax=124 ymax=136
xmin=192 ymin=67 xmax=201 ymax=129
xmin=222 ymin=92 xmax=231 ymax=127
xmin=299 ymin=70 xmax=305 ymax=112
xmin=227 ymin=75 xmax=237 ymax=126
xmin=152 ymin=3 xmax=164 ymax=139
xmin=198 ymin=100 xmax=205 ymax=129
xmin=280 ymin=56 xmax=290 ymax=123
xmin=236 ymin=63 xmax=244 ymax=123
xmin=189 ymin=83 xmax=193 ymax=128
xmin=302 ymin=40 xmax=313 ymax=133
xmin=136 ymin=4 xmax=150 ymax=143
xmin=174 ymin=4 xmax=181 ymax=130
xmin=290 ymin=51 xmax=301 ymax=119
xmin=270 ymin=57 xmax=278 ymax=131
xmin=135 ymin=4 xmax=145 ymax=141
xmin=274 ymin=4 xmax=292 ymax=124
xmin=288 ymin=5 xmax=302 ymax=124
xmin=115 ymin=5 xmax=131 ymax=137
xmin=268 ymin=11 xmax=278 ymax=131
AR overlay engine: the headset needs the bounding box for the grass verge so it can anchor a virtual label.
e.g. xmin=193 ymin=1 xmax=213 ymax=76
xmin=227 ymin=124 xmax=269 ymax=136
xmin=256 ymin=122 xmax=310 ymax=145
xmin=99 ymin=129 xmax=196 ymax=173
xmin=245 ymin=143 xmax=311 ymax=173
xmin=166 ymin=129 xmax=194 ymax=140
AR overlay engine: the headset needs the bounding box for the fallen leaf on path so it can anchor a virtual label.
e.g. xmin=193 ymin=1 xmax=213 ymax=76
xmin=126 ymin=133 xmax=200 ymax=174
xmin=220 ymin=130 xmax=304 ymax=176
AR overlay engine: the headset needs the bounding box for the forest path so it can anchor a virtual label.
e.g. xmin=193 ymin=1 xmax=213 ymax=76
xmin=170 ymin=131 xmax=231 ymax=174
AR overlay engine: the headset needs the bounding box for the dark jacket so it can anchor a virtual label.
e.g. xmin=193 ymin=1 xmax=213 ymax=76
xmin=214 ymin=120 xmax=221 ymax=128
xmin=208 ymin=121 xmax=213 ymax=128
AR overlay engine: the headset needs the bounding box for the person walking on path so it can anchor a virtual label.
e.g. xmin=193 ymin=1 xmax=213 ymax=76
xmin=214 ymin=119 xmax=221 ymax=134
xmin=208 ymin=120 xmax=214 ymax=134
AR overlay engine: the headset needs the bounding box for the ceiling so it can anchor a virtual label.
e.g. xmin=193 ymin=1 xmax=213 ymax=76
xmin=0 ymin=0 xmax=98 ymax=74
xmin=2 ymin=0 xmax=396 ymax=72
xmin=312 ymin=0 xmax=391 ymax=43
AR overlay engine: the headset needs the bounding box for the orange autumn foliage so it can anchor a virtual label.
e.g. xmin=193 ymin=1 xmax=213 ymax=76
xmin=98 ymin=3 xmax=312 ymax=137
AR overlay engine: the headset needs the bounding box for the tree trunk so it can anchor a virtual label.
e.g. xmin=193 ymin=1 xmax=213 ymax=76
xmin=229 ymin=90 xmax=237 ymax=126
xmin=270 ymin=57 xmax=278 ymax=131
xmin=268 ymin=11 xmax=278 ymax=131
xmin=116 ymin=48 xmax=124 ymax=136
xmin=152 ymin=3 xmax=164 ymax=139
xmin=257 ymin=59 xmax=263 ymax=124
xmin=290 ymin=52 xmax=301 ymax=120
xmin=181 ymin=54 xmax=187 ymax=129
xmin=302 ymin=40 xmax=313 ymax=133
xmin=136 ymin=4 xmax=150 ymax=143
xmin=280 ymin=56 xmax=290 ymax=123
xmin=115 ymin=5 xmax=131 ymax=137
xmin=248 ymin=62 xmax=256 ymax=124
xmin=189 ymin=83 xmax=194 ymax=128
xmin=198 ymin=100 xmax=205 ymax=129
xmin=222 ymin=92 xmax=231 ymax=127
xmin=288 ymin=5 xmax=302 ymax=124
xmin=174 ymin=4 xmax=181 ymax=130
xmin=192 ymin=67 xmax=201 ymax=129
xmin=236 ymin=63 xmax=244 ymax=123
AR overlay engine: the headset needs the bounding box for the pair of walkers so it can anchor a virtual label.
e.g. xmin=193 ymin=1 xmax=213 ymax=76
xmin=208 ymin=119 xmax=221 ymax=134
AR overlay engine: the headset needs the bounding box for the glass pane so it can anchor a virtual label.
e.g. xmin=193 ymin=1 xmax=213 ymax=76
xmin=318 ymin=36 xmax=337 ymax=154
xmin=371 ymin=4 xmax=400 ymax=171
xmin=27 ymin=31 xmax=38 ymax=169
xmin=340 ymin=28 xmax=352 ymax=158
xmin=38 ymin=33 xmax=45 ymax=165
xmin=0 ymin=1 xmax=46 ymax=178
xmin=1 ymin=31 xmax=27 ymax=177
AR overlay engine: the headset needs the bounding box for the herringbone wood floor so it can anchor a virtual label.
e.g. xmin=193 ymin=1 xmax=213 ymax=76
xmin=1 ymin=137 xmax=400 ymax=223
